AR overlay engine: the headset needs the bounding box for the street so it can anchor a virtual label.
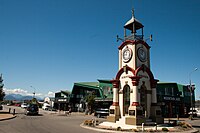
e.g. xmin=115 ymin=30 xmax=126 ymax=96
xmin=0 ymin=106 xmax=102 ymax=133
xmin=1 ymin=106 xmax=200 ymax=133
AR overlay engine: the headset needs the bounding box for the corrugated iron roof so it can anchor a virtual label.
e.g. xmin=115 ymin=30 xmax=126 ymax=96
xmin=74 ymin=82 xmax=99 ymax=89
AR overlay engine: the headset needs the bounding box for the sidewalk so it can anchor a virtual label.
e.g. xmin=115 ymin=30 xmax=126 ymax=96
xmin=81 ymin=117 xmax=199 ymax=133
xmin=0 ymin=109 xmax=16 ymax=121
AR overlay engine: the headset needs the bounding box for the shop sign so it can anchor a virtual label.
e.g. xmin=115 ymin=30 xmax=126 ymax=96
xmin=57 ymin=98 xmax=68 ymax=102
xmin=163 ymin=97 xmax=180 ymax=101
xmin=121 ymin=75 xmax=132 ymax=79
xmin=58 ymin=99 xmax=67 ymax=102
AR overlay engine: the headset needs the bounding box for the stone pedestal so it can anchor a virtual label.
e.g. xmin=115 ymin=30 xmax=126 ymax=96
xmin=107 ymin=105 xmax=120 ymax=122
xmin=125 ymin=106 xmax=145 ymax=125
xmin=150 ymin=105 xmax=164 ymax=124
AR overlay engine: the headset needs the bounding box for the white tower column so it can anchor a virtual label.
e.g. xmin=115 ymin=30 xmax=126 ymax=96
xmin=130 ymin=76 xmax=141 ymax=106
xmin=151 ymin=80 xmax=159 ymax=104
xmin=111 ymin=80 xmax=120 ymax=106
xmin=107 ymin=80 xmax=120 ymax=122
xmin=151 ymin=88 xmax=157 ymax=103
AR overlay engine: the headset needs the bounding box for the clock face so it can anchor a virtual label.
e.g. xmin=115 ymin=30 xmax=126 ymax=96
xmin=137 ymin=47 xmax=147 ymax=62
xmin=123 ymin=47 xmax=132 ymax=63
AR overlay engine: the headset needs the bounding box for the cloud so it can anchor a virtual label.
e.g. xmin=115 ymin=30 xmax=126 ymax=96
xmin=3 ymin=88 xmax=43 ymax=98
xmin=4 ymin=88 xmax=29 ymax=95
xmin=47 ymin=91 xmax=54 ymax=97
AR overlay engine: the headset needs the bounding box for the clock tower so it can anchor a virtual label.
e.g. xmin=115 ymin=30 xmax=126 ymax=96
xmin=107 ymin=10 xmax=164 ymax=125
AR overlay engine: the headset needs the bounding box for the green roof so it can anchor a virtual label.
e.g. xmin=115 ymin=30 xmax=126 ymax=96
xmin=61 ymin=90 xmax=71 ymax=95
xmin=74 ymin=82 xmax=99 ymax=89
xmin=97 ymin=79 xmax=111 ymax=83
xmin=158 ymin=82 xmax=177 ymax=84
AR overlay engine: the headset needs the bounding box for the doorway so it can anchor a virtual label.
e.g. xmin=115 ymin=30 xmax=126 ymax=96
xmin=140 ymin=81 xmax=147 ymax=115
xmin=123 ymin=85 xmax=130 ymax=116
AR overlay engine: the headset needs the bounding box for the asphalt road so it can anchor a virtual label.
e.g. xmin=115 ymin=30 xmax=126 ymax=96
xmin=0 ymin=106 xmax=103 ymax=133
xmin=2 ymin=106 xmax=200 ymax=133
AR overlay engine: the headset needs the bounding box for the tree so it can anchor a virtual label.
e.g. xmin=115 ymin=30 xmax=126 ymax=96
xmin=0 ymin=88 xmax=5 ymax=101
xmin=0 ymin=74 xmax=5 ymax=101
xmin=85 ymin=93 xmax=96 ymax=114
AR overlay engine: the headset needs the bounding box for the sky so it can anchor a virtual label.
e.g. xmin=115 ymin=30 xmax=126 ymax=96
xmin=0 ymin=0 xmax=200 ymax=99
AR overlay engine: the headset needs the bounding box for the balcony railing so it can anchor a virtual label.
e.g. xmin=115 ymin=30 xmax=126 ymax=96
xmin=124 ymin=34 xmax=143 ymax=41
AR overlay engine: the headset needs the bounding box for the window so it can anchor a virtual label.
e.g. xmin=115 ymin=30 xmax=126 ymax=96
xmin=165 ymin=87 xmax=172 ymax=96
xmin=102 ymin=86 xmax=113 ymax=97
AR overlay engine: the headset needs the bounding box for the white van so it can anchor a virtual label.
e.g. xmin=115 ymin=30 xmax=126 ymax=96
xmin=188 ymin=108 xmax=200 ymax=117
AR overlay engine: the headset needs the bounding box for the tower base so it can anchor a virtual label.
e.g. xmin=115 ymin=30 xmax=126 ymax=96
xmin=125 ymin=106 xmax=145 ymax=125
xmin=150 ymin=105 xmax=164 ymax=124
xmin=107 ymin=105 xmax=120 ymax=122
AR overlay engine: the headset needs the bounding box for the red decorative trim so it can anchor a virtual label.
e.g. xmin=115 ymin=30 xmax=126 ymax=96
xmin=135 ymin=64 xmax=154 ymax=81
xmin=135 ymin=64 xmax=160 ymax=88
xmin=115 ymin=65 xmax=135 ymax=80
xmin=132 ymin=102 xmax=139 ymax=106
xmin=112 ymin=102 xmax=119 ymax=106
xmin=111 ymin=80 xmax=120 ymax=88
xmin=129 ymin=76 xmax=141 ymax=86
xmin=118 ymin=40 xmax=150 ymax=50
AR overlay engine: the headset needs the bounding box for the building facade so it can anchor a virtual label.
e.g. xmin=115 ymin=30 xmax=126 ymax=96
xmin=54 ymin=91 xmax=70 ymax=111
xmin=157 ymin=83 xmax=195 ymax=118
xmin=70 ymin=81 xmax=113 ymax=112
xmin=69 ymin=80 xmax=195 ymax=118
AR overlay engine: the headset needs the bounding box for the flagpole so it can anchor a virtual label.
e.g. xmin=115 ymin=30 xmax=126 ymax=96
xmin=189 ymin=68 xmax=198 ymax=120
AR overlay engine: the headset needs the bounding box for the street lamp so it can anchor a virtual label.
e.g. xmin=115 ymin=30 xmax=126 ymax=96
xmin=189 ymin=68 xmax=198 ymax=120
xmin=30 ymin=86 xmax=36 ymax=98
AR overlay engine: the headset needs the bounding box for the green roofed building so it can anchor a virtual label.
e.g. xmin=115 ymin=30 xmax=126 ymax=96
xmin=157 ymin=82 xmax=195 ymax=118
xmin=70 ymin=81 xmax=102 ymax=112
xmin=69 ymin=79 xmax=195 ymax=117
xmin=54 ymin=90 xmax=71 ymax=111
xmin=70 ymin=80 xmax=113 ymax=112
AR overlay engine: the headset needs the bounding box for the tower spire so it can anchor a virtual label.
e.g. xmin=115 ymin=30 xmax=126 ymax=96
xmin=131 ymin=8 xmax=136 ymax=35
xmin=131 ymin=8 xmax=135 ymax=18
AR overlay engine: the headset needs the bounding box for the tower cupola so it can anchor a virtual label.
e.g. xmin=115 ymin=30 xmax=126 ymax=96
xmin=124 ymin=9 xmax=144 ymax=41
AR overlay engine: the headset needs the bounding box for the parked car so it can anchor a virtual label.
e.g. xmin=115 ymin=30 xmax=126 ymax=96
xmin=94 ymin=108 xmax=109 ymax=118
xmin=6 ymin=103 xmax=11 ymax=106
xmin=188 ymin=109 xmax=200 ymax=117
xmin=15 ymin=103 xmax=21 ymax=107
xmin=25 ymin=104 xmax=39 ymax=115
xmin=21 ymin=103 xmax=28 ymax=109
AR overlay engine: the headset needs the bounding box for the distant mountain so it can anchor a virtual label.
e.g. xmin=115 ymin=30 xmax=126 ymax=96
xmin=5 ymin=94 xmax=42 ymax=101
xmin=5 ymin=94 xmax=23 ymax=100
xmin=4 ymin=94 xmax=16 ymax=101
xmin=20 ymin=96 xmax=34 ymax=101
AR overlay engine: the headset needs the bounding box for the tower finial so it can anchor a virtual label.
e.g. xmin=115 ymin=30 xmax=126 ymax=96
xmin=131 ymin=8 xmax=135 ymax=18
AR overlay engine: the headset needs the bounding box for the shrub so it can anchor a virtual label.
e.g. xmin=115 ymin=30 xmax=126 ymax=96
xmin=177 ymin=121 xmax=184 ymax=126
xmin=84 ymin=120 xmax=89 ymax=125
xmin=132 ymin=129 xmax=139 ymax=132
xmin=147 ymin=129 xmax=154 ymax=132
xmin=182 ymin=124 xmax=188 ymax=128
xmin=116 ymin=126 xmax=121 ymax=131
xmin=84 ymin=120 xmax=93 ymax=126
xmin=178 ymin=122 xmax=192 ymax=129
xmin=162 ymin=127 xmax=169 ymax=132
xmin=186 ymin=123 xmax=192 ymax=128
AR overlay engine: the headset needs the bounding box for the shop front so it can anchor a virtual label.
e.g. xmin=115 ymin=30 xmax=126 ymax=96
xmin=54 ymin=91 xmax=70 ymax=111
